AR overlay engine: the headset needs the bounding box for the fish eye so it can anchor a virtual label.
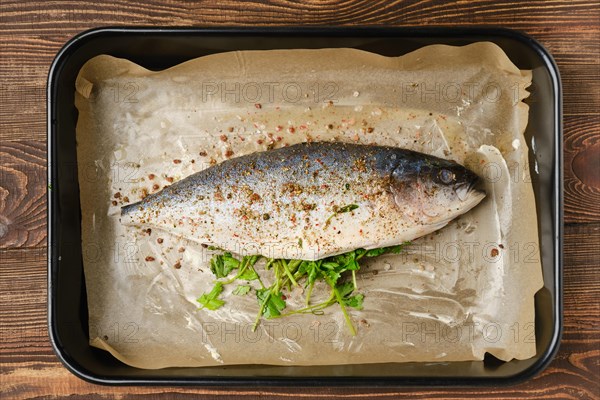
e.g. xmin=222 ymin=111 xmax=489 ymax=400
xmin=439 ymin=169 xmax=455 ymax=184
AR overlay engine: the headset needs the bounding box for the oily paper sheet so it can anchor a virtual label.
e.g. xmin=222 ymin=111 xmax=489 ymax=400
xmin=75 ymin=43 xmax=543 ymax=368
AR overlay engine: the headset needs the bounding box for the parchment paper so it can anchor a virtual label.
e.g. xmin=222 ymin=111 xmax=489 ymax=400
xmin=75 ymin=42 xmax=543 ymax=368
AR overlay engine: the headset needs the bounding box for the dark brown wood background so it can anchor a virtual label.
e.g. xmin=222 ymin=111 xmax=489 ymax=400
xmin=1 ymin=1 xmax=598 ymax=398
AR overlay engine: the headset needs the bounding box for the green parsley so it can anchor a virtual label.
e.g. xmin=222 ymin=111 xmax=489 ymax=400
xmin=209 ymin=252 xmax=239 ymax=278
xmin=233 ymin=285 xmax=251 ymax=296
xmin=198 ymin=242 xmax=409 ymax=335
xmin=255 ymin=288 xmax=286 ymax=319
xmin=197 ymin=282 xmax=225 ymax=310
xmin=325 ymin=204 xmax=359 ymax=227
xmin=338 ymin=204 xmax=359 ymax=213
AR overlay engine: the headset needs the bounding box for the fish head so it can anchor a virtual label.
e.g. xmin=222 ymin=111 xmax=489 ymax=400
xmin=390 ymin=154 xmax=486 ymax=224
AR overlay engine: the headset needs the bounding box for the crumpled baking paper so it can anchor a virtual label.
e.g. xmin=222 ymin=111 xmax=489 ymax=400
xmin=74 ymin=42 xmax=543 ymax=368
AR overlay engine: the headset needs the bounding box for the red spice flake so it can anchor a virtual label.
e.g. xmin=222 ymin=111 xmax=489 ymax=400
xmin=275 ymin=125 xmax=283 ymax=132
xmin=249 ymin=193 xmax=261 ymax=202
xmin=220 ymin=135 xmax=228 ymax=142
xmin=214 ymin=191 xmax=224 ymax=201
xmin=367 ymin=127 xmax=374 ymax=133
xmin=157 ymin=238 xmax=164 ymax=244
xmin=255 ymin=103 xmax=262 ymax=109
xmin=490 ymin=248 xmax=499 ymax=257
xmin=299 ymin=124 xmax=307 ymax=130
xmin=174 ymin=261 xmax=181 ymax=269
xmin=166 ymin=176 xmax=174 ymax=183
xmin=111 ymin=200 xmax=118 ymax=206
xmin=257 ymin=139 xmax=264 ymax=145
xmin=290 ymin=214 xmax=297 ymax=224
xmin=301 ymin=202 xmax=316 ymax=211
xmin=227 ymin=126 xmax=234 ymax=132
xmin=152 ymin=184 xmax=160 ymax=191
xmin=287 ymin=127 xmax=295 ymax=134
xmin=173 ymin=159 xmax=182 ymax=164
xmin=114 ymin=192 xmax=121 ymax=199
xmin=145 ymin=256 xmax=155 ymax=262
xmin=276 ymin=136 xmax=283 ymax=142
xmin=225 ymin=149 xmax=234 ymax=158
xmin=241 ymin=214 xmax=248 ymax=221
xmin=148 ymin=174 xmax=155 ymax=180
xmin=123 ymin=196 xmax=129 ymax=203
xmin=199 ymin=151 xmax=208 ymax=157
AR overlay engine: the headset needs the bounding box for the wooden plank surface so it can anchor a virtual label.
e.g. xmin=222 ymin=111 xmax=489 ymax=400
xmin=1 ymin=0 xmax=598 ymax=398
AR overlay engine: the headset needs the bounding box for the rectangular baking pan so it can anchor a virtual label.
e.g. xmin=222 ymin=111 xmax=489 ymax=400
xmin=47 ymin=27 xmax=562 ymax=386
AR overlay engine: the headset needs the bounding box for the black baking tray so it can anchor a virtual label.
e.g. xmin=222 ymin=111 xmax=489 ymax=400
xmin=47 ymin=27 xmax=562 ymax=386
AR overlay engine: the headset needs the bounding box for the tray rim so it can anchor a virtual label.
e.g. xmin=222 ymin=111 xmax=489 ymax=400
xmin=47 ymin=26 xmax=563 ymax=386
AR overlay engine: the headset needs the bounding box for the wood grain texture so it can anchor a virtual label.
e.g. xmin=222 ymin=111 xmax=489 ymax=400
xmin=565 ymin=115 xmax=600 ymax=223
xmin=0 ymin=141 xmax=46 ymax=249
xmin=0 ymin=0 xmax=598 ymax=398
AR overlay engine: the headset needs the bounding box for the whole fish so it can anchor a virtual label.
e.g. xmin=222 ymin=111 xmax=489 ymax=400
xmin=121 ymin=142 xmax=485 ymax=260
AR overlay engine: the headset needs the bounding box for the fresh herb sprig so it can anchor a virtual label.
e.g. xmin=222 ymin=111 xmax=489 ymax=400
xmin=324 ymin=203 xmax=359 ymax=227
xmin=196 ymin=242 xmax=409 ymax=334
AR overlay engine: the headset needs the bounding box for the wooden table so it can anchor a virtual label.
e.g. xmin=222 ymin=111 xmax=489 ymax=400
xmin=1 ymin=1 xmax=598 ymax=398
